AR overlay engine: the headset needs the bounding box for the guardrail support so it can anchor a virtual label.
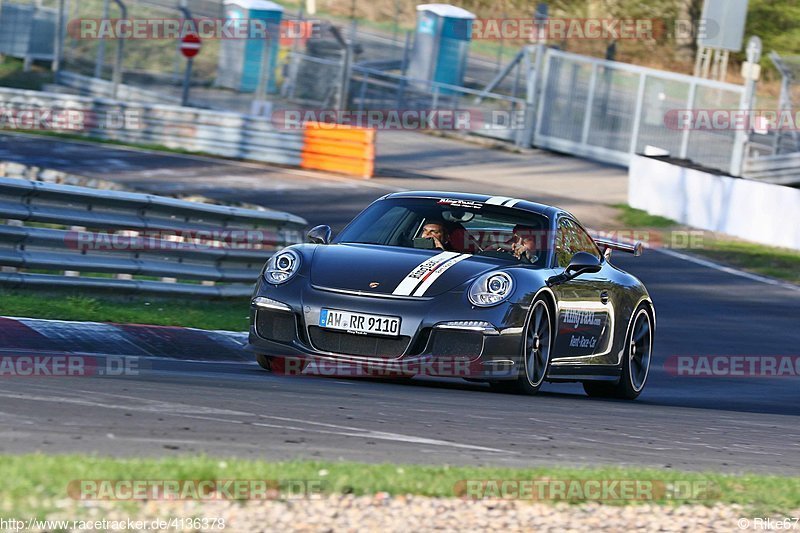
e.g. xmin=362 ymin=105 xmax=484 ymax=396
xmin=0 ymin=176 xmax=308 ymax=296
xmin=94 ymin=0 xmax=110 ymax=78
xmin=111 ymin=0 xmax=127 ymax=99
xmin=52 ymin=0 xmax=65 ymax=73
xmin=730 ymin=37 xmax=762 ymax=177
xmin=178 ymin=4 xmax=195 ymax=107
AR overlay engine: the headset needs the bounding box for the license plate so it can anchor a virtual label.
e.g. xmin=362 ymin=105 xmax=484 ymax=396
xmin=319 ymin=309 xmax=401 ymax=337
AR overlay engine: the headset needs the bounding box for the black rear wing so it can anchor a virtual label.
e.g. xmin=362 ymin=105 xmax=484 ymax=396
xmin=595 ymin=238 xmax=644 ymax=257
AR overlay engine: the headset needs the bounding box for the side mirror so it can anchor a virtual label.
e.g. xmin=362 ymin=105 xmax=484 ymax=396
xmin=547 ymin=252 xmax=602 ymax=286
xmin=307 ymin=225 xmax=332 ymax=245
xmin=566 ymin=251 xmax=602 ymax=276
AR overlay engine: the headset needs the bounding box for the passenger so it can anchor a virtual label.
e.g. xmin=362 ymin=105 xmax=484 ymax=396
xmin=510 ymin=224 xmax=542 ymax=263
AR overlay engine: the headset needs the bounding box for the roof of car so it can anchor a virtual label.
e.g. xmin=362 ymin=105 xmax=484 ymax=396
xmin=383 ymin=191 xmax=566 ymax=219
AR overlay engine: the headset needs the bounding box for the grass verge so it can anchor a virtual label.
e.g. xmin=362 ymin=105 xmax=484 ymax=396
xmin=690 ymin=239 xmax=800 ymax=284
xmin=1 ymin=454 xmax=798 ymax=517
xmin=0 ymin=290 xmax=250 ymax=331
xmin=0 ymin=57 xmax=53 ymax=91
xmin=613 ymin=204 xmax=800 ymax=285
xmin=613 ymin=203 xmax=680 ymax=228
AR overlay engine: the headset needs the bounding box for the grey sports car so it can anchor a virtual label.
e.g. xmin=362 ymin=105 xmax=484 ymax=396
xmin=247 ymin=191 xmax=655 ymax=399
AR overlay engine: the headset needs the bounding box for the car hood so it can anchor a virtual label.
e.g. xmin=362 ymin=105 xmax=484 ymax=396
xmin=309 ymin=243 xmax=498 ymax=297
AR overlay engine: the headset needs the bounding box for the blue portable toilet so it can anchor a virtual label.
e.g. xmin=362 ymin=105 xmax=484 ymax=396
xmin=407 ymin=4 xmax=475 ymax=89
xmin=216 ymin=0 xmax=284 ymax=94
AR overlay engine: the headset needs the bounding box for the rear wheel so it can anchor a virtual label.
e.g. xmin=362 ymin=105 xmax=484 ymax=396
xmin=490 ymin=298 xmax=552 ymax=395
xmin=583 ymin=305 xmax=653 ymax=400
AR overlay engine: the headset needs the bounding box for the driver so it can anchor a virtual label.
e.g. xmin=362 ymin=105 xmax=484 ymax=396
xmin=510 ymin=224 xmax=542 ymax=263
xmin=420 ymin=221 xmax=452 ymax=251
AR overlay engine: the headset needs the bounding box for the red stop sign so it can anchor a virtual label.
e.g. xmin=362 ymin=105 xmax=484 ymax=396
xmin=181 ymin=33 xmax=201 ymax=58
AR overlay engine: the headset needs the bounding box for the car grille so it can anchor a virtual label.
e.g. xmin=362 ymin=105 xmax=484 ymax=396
xmin=427 ymin=330 xmax=484 ymax=358
xmin=255 ymin=309 xmax=296 ymax=343
xmin=308 ymin=326 xmax=410 ymax=358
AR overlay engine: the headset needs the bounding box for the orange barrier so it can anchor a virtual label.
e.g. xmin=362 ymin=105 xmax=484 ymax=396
xmin=300 ymin=122 xmax=376 ymax=179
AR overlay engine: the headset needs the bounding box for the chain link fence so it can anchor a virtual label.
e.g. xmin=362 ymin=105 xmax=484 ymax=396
xmin=0 ymin=1 xmax=59 ymax=64
xmin=535 ymin=48 xmax=744 ymax=172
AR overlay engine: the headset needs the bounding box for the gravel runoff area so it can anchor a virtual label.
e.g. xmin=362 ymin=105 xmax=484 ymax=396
xmin=37 ymin=496 xmax=797 ymax=532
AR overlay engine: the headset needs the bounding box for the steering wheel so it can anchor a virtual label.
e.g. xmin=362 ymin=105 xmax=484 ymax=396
xmin=477 ymin=246 xmax=516 ymax=259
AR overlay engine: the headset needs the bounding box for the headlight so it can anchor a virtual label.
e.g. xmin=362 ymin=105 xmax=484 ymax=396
xmin=468 ymin=272 xmax=514 ymax=307
xmin=264 ymin=249 xmax=301 ymax=284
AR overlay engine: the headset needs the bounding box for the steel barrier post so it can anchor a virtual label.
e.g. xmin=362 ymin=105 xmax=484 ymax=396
xmin=528 ymin=43 xmax=547 ymax=147
xmin=111 ymin=0 xmax=127 ymax=99
xmin=628 ymin=72 xmax=647 ymax=155
xmin=95 ymin=0 xmax=110 ymax=78
xmin=730 ymin=36 xmax=762 ymax=176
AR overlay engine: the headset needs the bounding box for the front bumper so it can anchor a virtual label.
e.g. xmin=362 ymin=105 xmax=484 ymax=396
xmin=246 ymin=278 xmax=526 ymax=380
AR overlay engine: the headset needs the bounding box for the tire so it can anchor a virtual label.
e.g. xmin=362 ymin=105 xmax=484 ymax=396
xmin=583 ymin=304 xmax=654 ymax=400
xmin=490 ymin=297 xmax=553 ymax=395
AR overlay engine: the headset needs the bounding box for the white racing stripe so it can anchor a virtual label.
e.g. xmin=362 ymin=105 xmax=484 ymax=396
xmin=486 ymin=196 xmax=523 ymax=207
xmin=392 ymin=251 xmax=466 ymax=296
xmin=486 ymin=196 xmax=513 ymax=205
xmin=411 ymin=253 xmax=471 ymax=296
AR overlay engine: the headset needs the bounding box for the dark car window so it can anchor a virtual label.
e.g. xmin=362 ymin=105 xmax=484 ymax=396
xmin=556 ymin=218 xmax=601 ymax=268
xmin=334 ymin=197 xmax=549 ymax=264
xmin=343 ymin=205 xmax=414 ymax=244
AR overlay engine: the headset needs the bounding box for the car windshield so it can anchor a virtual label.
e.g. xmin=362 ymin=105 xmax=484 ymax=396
xmin=334 ymin=197 xmax=550 ymax=265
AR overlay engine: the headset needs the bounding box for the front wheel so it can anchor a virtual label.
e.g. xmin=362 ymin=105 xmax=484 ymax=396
xmin=490 ymin=298 xmax=552 ymax=395
xmin=583 ymin=304 xmax=653 ymax=400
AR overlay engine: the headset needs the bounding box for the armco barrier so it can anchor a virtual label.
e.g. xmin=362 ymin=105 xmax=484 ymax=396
xmin=53 ymin=71 xmax=182 ymax=105
xmin=301 ymin=122 xmax=376 ymax=179
xmin=0 ymin=87 xmax=304 ymax=167
xmin=0 ymin=177 xmax=308 ymax=296
xmin=629 ymin=154 xmax=800 ymax=251
xmin=743 ymin=152 xmax=800 ymax=186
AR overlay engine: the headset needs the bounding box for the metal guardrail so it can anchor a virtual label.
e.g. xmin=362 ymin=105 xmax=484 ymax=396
xmin=54 ymin=71 xmax=182 ymax=105
xmin=0 ymin=87 xmax=304 ymax=167
xmin=743 ymin=152 xmax=800 ymax=186
xmin=0 ymin=177 xmax=307 ymax=297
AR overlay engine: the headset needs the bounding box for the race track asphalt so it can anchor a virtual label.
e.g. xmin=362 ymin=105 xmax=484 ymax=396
xmin=0 ymin=133 xmax=798 ymax=474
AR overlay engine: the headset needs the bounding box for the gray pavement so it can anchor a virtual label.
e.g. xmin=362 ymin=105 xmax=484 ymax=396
xmin=376 ymin=131 xmax=628 ymax=228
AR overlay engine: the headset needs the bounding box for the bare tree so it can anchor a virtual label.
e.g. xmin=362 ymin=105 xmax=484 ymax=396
xmin=675 ymin=0 xmax=704 ymax=62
